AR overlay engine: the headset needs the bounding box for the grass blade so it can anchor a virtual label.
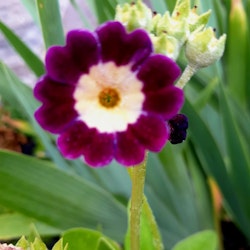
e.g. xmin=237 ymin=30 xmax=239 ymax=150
xmin=0 ymin=21 xmax=45 ymax=77
xmin=36 ymin=0 xmax=65 ymax=48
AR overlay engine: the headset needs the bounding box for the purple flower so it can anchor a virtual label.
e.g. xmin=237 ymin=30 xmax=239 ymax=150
xmin=34 ymin=21 xmax=184 ymax=167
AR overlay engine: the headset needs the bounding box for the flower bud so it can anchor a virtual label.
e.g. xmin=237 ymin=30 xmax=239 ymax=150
xmin=115 ymin=0 xmax=153 ymax=31
xmin=185 ymin=27 xmax=226 ymax=68
xmin=151 ymin=33 xmax=180 ymax=60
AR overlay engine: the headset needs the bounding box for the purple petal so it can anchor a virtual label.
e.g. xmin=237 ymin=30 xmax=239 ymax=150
xmin=143 ymin=86 xmax=184 ymax=119
xmin=46 ymin=30 xmax=99 ymax=84
xmin=130 ymin=115 xmax=168 ymax=151
xmin=66 ymin=30 xmax=100 ymax=73
xmin=57 ymin=121 xmax=96 ymax=159
xmin=84 ymin=132 xmax=115 ymax=167
xmin=34 ymin=101 xmax=78 ymax=133
xmin=34 ymin=76 xmax=75 ymax=102
xmin=137 ymin=55 xmax=181 ymax=92
xmin=115 ymin=128 xmax=145 ymax=166
xmin=96 ymin=21 xmax=152 ymax=69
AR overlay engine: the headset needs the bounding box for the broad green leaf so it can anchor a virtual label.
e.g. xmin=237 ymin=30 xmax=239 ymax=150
xmin=62 ymin=228 xmax=120 ymax=250
xmin=0 ymin=213 xmax=60 ymax=240
xmin=0 ymin=150 xmax=127 ymax=242
xmin=0 ymin=21 xmax=44 ymax=77
xmin=172 ymin=230 xmax=218 ymax=250
xmin=36 ymin=0 xmax=65 ymax=48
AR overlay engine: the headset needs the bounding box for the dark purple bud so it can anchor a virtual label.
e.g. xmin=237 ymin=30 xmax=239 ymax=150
xmin=168 ymin=114 xmax=188 ymax=144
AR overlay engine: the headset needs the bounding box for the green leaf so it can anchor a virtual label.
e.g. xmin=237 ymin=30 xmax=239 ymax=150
xmin=125 ymin=197 xmax=164 ymax=250
xmin=219 ymin=85 xmax=250 ymax=234
xmin=172 ymin=230 xmax=218 ymax=250
xmin=91 ymin=0 xmax=116 ymax=23
xmin=0 ymin=213 xmax=60 ymax=240
xmin=183 ymin=98 xmax=250 ymax=237
xmin=21 ymin=0 xmax=39 ymax=25
xmin=32 ymin=238 xmax=47 ymax=250
xmin=0 ymin=62 xmax=71 ymax=171
xmin=0 ymin=21 xmax=45 ymax=77
xmin=16 ymin=236 xmax=47 ymax=250
xmin=226 ymin=0 xmax=248 ymax=106
xmin=0 ymin=150 xmax=127 ymax=242
xmin=62 ymin=228 xmax=120 ymax=250
xmin=36 ymin=0 xmax=65 ymax=48
xmin=52 ymin=239 xmax=68 ymax=250
xmin=145 ymin=145 xmax=215 ymax=248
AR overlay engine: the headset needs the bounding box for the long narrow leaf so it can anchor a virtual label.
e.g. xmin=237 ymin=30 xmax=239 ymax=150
xmin=219 ymin=85 xmax=250 ymax=235
xmin=0 ymin=21 xmax=44 ymax=77
xmin=0 ymin=62 xmax=71 ymax=171
xmin=36 ymin=0 xmax=65 ymax=48
xmin=183 ymin=99 xmax=250 ymax=235
xmin=21 ymin=0 xmax=39 ymax=25
xmin=226 ymin=0 xmax=248 ymax=106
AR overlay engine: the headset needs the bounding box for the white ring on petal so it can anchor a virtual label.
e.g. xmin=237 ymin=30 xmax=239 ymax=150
xmin=73 ymin=62 xmax=145 ymax=133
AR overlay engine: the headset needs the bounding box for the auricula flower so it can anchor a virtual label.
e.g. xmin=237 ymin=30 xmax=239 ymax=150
xmin=34 ymin=21 xmax=184 ymax=167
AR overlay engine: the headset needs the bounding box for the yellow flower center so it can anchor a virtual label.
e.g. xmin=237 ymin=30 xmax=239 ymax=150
xmin=98 ymin=87 xmax=120 ymax=108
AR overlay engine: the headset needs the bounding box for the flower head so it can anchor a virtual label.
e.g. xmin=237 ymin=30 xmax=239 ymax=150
xmin=34 ymin=21 xmax=184 ymax=167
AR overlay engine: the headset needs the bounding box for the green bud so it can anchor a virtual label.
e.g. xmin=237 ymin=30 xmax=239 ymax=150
xmin=185 ymin=27 xmax=227 ymax=68
xmin=115 ymin=0 xmax=153 ymax=31
xmin=151 ymin=33 xmax=180 ymax=59
xmin=172 ymin=0 xmax=190 ymax=19
xmin=188 ymin=8 xmax=211 ymax=32
xmin=156 ymin=12 xmax=188 ymax=44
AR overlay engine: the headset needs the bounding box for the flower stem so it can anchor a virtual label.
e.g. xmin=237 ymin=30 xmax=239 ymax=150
xmin=176 ymin=64 xmax=198 ymax=89
xmin=128 ymin=153 xmax=148 ymax=250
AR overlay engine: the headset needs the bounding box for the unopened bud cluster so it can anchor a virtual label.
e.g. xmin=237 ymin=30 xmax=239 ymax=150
xmin=115 ymin=0 xmax=226 ymax=70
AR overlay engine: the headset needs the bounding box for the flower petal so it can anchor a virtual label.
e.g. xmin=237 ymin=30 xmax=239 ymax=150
xmin=143 ymin=86 xmax=184 ymax=119
xmin=115 ymin=128 xmax=145 ymax=166
xmin=84 ymin=132 xmax=115 ymax=167
xmin=96 ymin=21 xmax=152 ymax=70
xmin=46 ymin=30 xmax=99 ymax=84
xmin=66 ymin=30 xmax=100 ymax=73
xmin=130 ymin=115 xmax=168 ymax=151
xmin=34 ymin=101 xmax=77 ymax=133
xmin=137 ymin=54 xmax=181 ymax=92
xmin=58 ymin=121 xmax=115 ymax=167
xmin=34 ymin=76 xmax=75 ymax=102
xmin=57 ymin=121 xmax=95 ymax=159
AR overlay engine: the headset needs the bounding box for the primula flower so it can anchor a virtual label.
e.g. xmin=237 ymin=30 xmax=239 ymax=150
xmin=34 ymin=21 xmax=184 ymax=167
